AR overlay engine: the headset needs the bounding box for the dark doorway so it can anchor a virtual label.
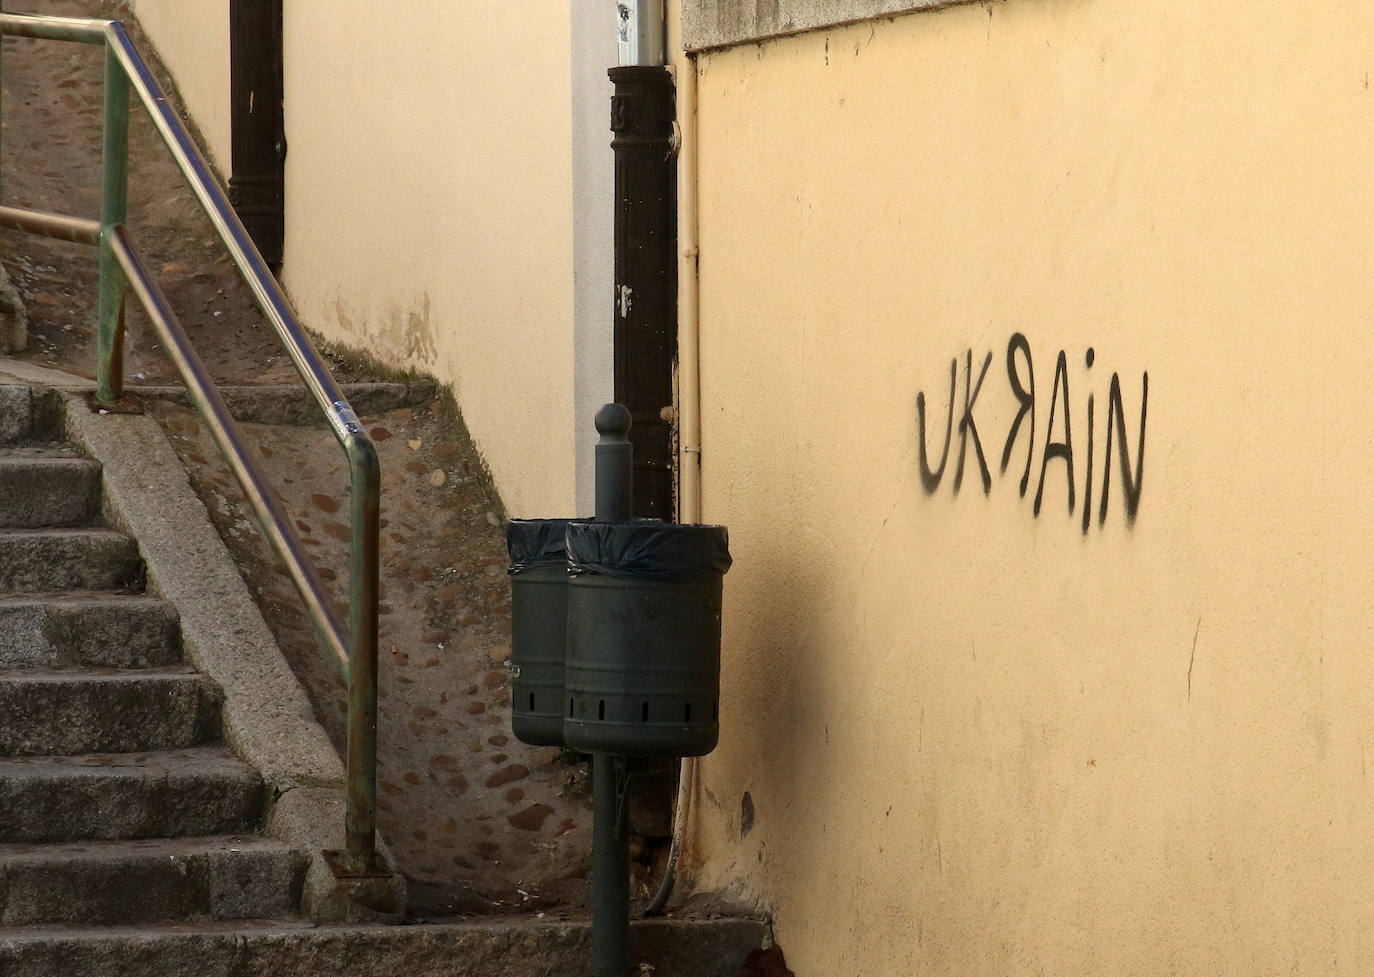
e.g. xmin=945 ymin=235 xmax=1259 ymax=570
xmin=228 ymin=0 xmax=285 ymax=269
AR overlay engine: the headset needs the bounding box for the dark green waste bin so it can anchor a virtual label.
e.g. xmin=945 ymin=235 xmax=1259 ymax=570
xmin=506 ymin=518 xmax=580 ymax=747
xmin=564 ymin=521 xmax=731 ymax=757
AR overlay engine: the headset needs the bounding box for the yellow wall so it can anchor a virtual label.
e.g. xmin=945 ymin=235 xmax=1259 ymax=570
xmin=130 ymin=0 xmax=594 ymax=515
xmin=281 ymin=2 xmax=578 ymax=516
xmin=130 ymin=0 xmax=231 ymax=168
xmin=689 ymin=1 xmax=1374 ymax=973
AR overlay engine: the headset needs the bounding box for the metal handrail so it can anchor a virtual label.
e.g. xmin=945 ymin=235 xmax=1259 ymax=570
xmin=0 ymin=10 xmax=382 ymax=874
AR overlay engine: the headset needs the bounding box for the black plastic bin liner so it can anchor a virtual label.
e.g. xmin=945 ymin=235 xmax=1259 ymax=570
xmin=566 ymin=522 xmax=731 ymax=581
xmin=506 ymin=518 xmax=582 ymax=574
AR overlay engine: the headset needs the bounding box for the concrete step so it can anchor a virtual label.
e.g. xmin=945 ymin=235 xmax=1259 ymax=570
xmin=0 ymin=916 xmax=765 ymax=977
xmin=0 ymin=528 xmax=143 ymax=592
xmin=0 ymin=594 xmax=181 ymax=669
xmin=0 ymin=668 xmax=221 ymax=756
xmin=0 ymin=747 xmax=263 ymax=843
xmin=0 ymin=386 xmax=60 ymax=446
xmin=0 ymin=835 xmax=306 ymax=926
xmin=0 ymin=451 xmax=101 ymax=528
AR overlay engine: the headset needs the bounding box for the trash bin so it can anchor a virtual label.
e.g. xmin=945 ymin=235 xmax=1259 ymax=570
xmin=563 ymin=521 xmax=731 ymax=757
xmin=506 ymin=518 xmax=580 ymax=747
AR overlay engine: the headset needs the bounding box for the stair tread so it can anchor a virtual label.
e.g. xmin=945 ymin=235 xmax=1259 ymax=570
xmin=0 ymin=745 xmax=253 ymax=778
xmin=0 ymin=915 xmax=769 ymax=977
xmin=0 ymin=665 xmax=200 ymax=682
xmin=0 ymin=454 xmax=94 ymax=465
xmin=0 ymin=447 xmax=84 ymax=459
xmin=0 ymin=529 xmax=143 ymax=593
xmin=0 ymin=918 xmax=311 ymax=939
xmin=0 ymin=834 xmax=307 ymax=925
xmin=0 ymin=666 xmax=220 ymax=756
xmin=0 ymin=591 xmax=172 ymax=605
xmin=0 ymin=747 xmax=262 ymax=843
xmin=0 ymin=833 xmax=290 ymax=861
xmin=0 ymin=593 xmax=181 ymax=670
xmin=0 ymin=528 xmax=128 ymax=539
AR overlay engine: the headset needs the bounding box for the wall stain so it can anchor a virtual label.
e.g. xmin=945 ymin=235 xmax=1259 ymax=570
xmin=328 ymin=291 xmax=438 ymax=367
xmin=740 ymin=791 xmax=755 ymax=838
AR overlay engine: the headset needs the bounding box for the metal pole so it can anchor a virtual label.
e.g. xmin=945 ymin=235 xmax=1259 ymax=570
xmin=0 ymin=206 xmax=102 ymax=245
xmin=0 ymin=12 xmax=109 ymax=44
xmin=97 ymin=42 xmax=130 ymax=403
xmin=592 ymin=402 xmax=632 ymax=977
xmin=615 ymin=0 xmax=665 ymax=67
xmin=345 ymin=433 xmax=381 ymax=871
xmin=595 ymin=403 xmax=634 ymax=523
xmin=1 ymin=1 xmax=6 ymax=207
xmin=593 ymin=754 xmax=630 ymax=977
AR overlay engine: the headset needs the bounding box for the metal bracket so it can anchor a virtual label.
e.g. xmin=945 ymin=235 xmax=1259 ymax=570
xmin=322 ymin=849 xmax=392 ymax=880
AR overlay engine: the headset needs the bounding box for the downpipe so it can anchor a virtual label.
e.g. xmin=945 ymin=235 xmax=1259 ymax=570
xmin=645 ymin=35 xmax=701 ymax=918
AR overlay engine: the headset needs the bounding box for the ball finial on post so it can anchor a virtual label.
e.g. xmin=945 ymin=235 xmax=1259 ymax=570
xmin=594 ymin=404 xmax=633 ymax=524
xmin=594 ymin=402 xmax=632 ymax=440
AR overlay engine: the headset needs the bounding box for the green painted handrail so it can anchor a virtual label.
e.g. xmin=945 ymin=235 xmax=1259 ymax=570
xmin=0 ymin=8 xmax=383 ymax=877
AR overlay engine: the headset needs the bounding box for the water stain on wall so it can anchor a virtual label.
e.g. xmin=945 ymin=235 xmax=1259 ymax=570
xmin=329 ymin=292 xmax=439 ymax=367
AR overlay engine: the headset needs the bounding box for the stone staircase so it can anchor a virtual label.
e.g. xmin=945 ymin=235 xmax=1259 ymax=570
xmin=0 ymin=381 xmax=762 ymax=975
xmin=0 ymin=390 xmax=308 ymax=931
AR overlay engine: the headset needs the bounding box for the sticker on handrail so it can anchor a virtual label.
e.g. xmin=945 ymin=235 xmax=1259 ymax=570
xmin=332 ymin=401 xmax=363 ymax=436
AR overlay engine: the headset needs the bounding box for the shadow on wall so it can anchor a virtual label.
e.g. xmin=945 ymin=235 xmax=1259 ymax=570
xmin=710 ymin=548 xmax=843 ymax=908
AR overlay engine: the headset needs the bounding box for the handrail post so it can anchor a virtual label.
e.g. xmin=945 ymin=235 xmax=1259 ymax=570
xmin=97 ymin=41 xmax=130 ymax=404
xmin=1 ymin=1 xmax=6 ymax=205
xmin=345 ymin=436 xmax=381 ymax=871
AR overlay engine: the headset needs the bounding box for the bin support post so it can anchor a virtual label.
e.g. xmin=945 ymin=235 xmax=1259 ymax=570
xmin=593 ymin=753 xmax=631 ymax=977
xmin=592 ymin=402 xmax=632 ymax=976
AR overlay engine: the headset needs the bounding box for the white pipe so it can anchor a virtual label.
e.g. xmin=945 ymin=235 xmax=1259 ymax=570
xmin=617 ymin=0 xmax=666 ymax=66
xmin=677 ymin=52 xmax=701 ymax=525
xmin=647 ymin=47 xmax=701 ymax=917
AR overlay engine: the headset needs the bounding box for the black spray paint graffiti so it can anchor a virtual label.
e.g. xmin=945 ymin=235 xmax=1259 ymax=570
xmin=916 ymin=333 xmax=1147 ymax=531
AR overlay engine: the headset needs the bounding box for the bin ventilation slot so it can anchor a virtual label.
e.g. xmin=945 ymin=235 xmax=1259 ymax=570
xmin=529 ymin=692 xmax=535 ymax=712
xmin=684 ymin=702 xmax=691 ymax=722
xmin=598 ymin=700 xmax=606 ymax=720
xmin=641 ymin=702 xmax=649 ymax=722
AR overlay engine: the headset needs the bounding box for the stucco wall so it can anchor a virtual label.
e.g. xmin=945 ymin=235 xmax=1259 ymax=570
xmin=128 ymin=1 xmax=612 ymax=517
xmin=281 ymin=2 xmax=579 ymax=516
xmin=688 ymin=1 xmax=1374 ymax=973
xmin=128 ymin=0 xmax=231 ymax=168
